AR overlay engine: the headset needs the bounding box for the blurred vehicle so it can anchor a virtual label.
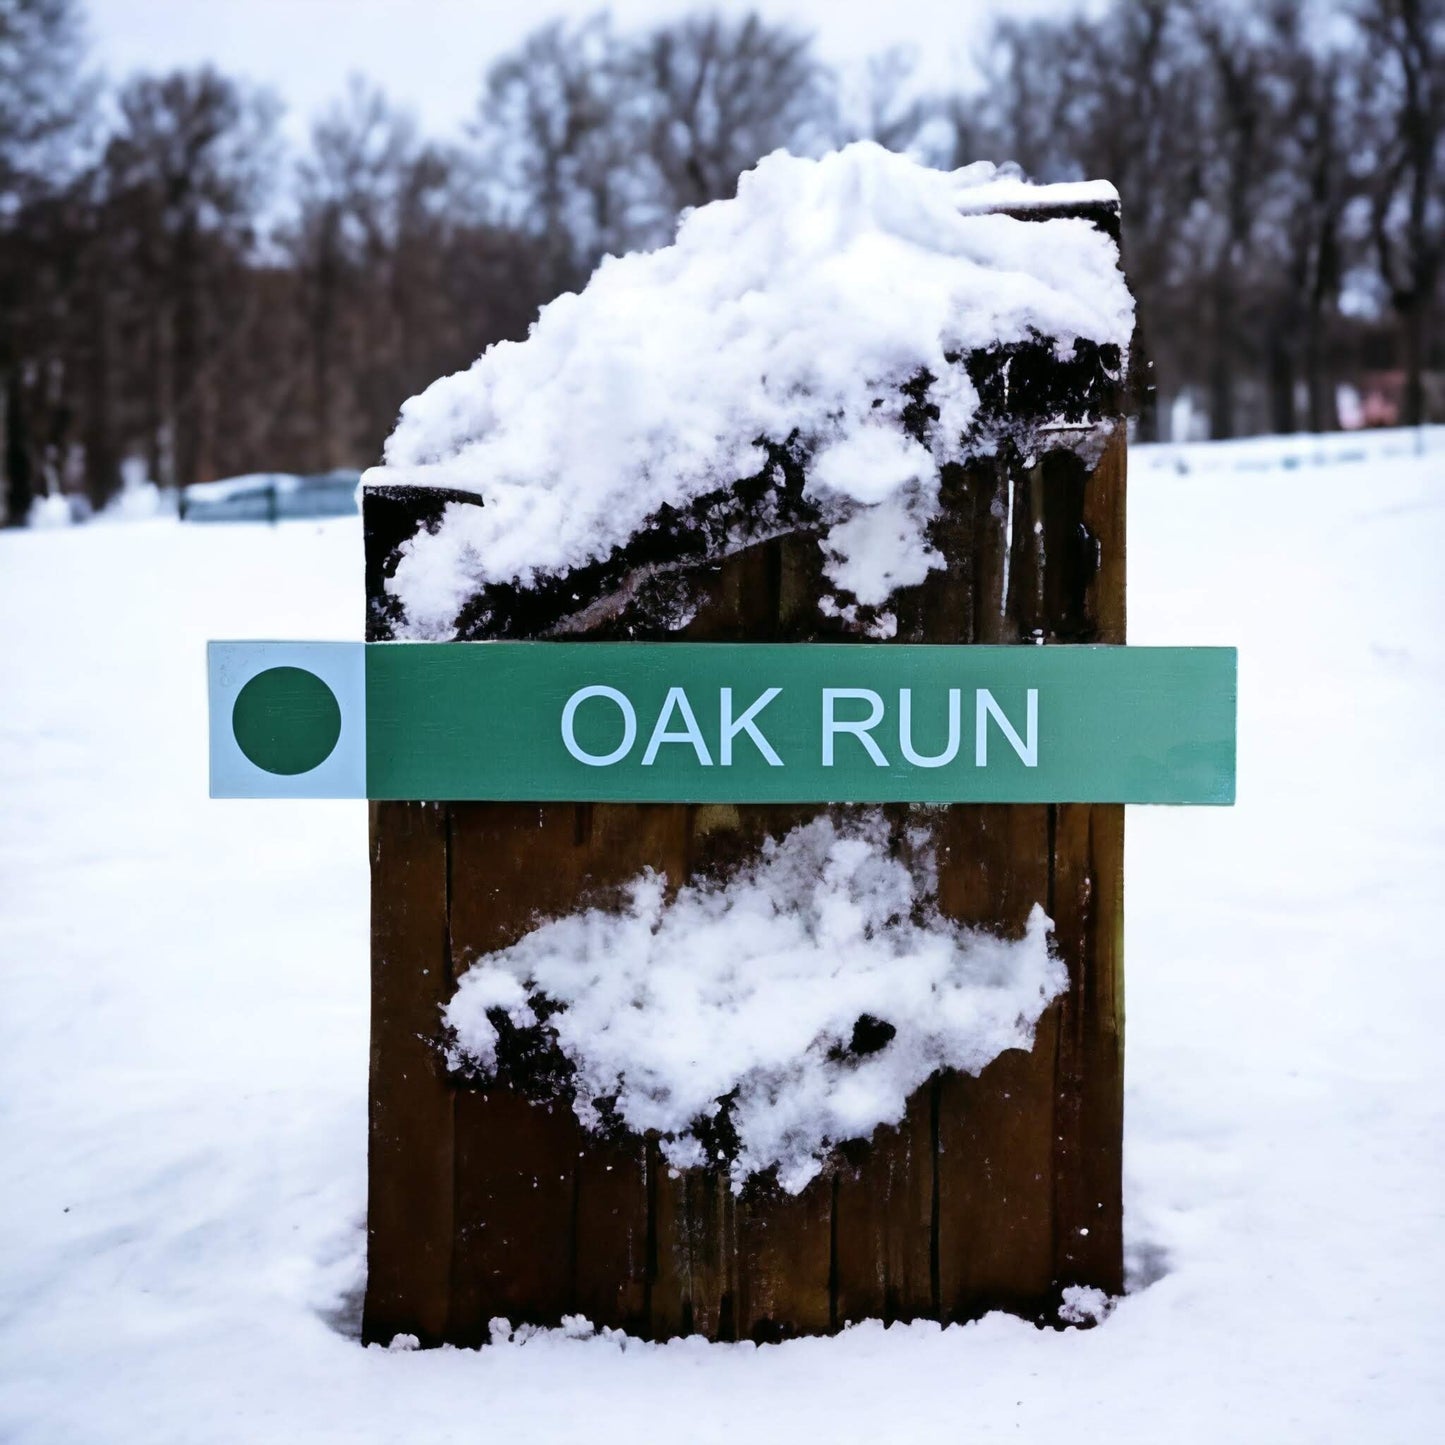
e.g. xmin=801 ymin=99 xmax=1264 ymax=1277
xmin=178 ymin=470 xmax=360 ymax=523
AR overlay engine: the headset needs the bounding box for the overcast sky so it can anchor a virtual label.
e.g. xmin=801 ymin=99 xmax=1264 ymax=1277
xmin=84 ymin=0 xmax=1072 ymax=142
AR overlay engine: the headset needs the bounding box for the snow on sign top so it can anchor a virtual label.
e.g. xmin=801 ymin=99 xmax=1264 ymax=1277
xmin=364 ymin=143 xmax=1134 ymax=639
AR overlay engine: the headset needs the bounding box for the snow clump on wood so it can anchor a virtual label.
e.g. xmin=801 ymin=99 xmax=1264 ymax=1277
xmin=443 ymin=812 xmax=1066 ymax=1194
xmin=366 ymin=142 xmax=1133 ymax=637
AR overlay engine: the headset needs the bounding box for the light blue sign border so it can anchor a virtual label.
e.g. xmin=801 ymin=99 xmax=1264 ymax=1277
xmin=208 ymin=641 xmax=366 ymax=798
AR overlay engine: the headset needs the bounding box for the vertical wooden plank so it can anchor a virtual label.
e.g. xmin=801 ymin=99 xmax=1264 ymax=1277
xmin=647 ymin=790 xmax=831 ymax=1342
xmin=573 ymin=1136 xmax=650 ymax=1335
xmin=447 ymin=1090 xmax=579 ymax=1339
xmin=834 ymin=468 xmax=993 ymax=1331
xmin=972 ymin=453 xmax=1018 ymax=647
xmin=444 ymin=801 xmax=587 ymax=1338
xmin=1048 ymin=424 xmax=1126 ymax=1300
xmin=1050 ymin=802 xmax=1125 ymax=1296
xmin=644 ymin=1145 xmax=690 ymax=1338
xmin=936 ymin=1027 xmax=1061 ymax=1319
xmin=660 ymin=1166 xmax=739 ymax=1341
xmin=639 ymin=495 xmax=835 ymax=1344
xmin=1084 ymin=428 xmax=1128 ymax=643
xmin=894 ymin=460 xmax=977 ymax=645
xmin=832 ymin=1089 xmax=934 ymax=1325
xmin=445 ymin=801 xmax=691 ymax=1338
xmin=362 ymin=800 xmax=454 ymax=1346
xmin=736 ymin=1175 xmax=834 ymax=1342
xmin=932 ymin=803 xmax=1058 ymax=1319
xmin=1057 ymin=424 xmax=1126 ymax=1295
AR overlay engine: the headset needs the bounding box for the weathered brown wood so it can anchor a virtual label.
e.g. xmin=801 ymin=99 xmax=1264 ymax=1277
xmin=1084 ymin=429 xmax=1128 ymax=644
xmin=694 ymin=1171 xmax=739 ymax=1339
xmin=927 ymin=429 xmax=1126 ymax=1321
xmin=445 ymin=801 xmax=690 ymax=1338
xmin=447 ymin=1089 xmax=576 ymax=1339
xmin=1050 ymin=802 xmax=1125 ymax=1296
xmin=644 ymin=1145 xmax=691 ymax=1337
xmin=573 ymin=1135 xmax=651 ymax=1336
xmin=936 ymin=1033 xmax=1061 ymax=1320
xmin=362 ymin=799 xmax=454 ymax=1346
xmin=647 ymin=541 xmax=839 ymax=1341
xmin=1050 ymin=427 xmax=1127 ymax=1297
xmin=736 ymin=1176 xmax=834 ymax=1342
xmin=932 ymin=803 xmax=1058 ymax=1320
xmin=660 ymin=1166 xmax=739 ymax=1340
xmin=832 ymin=1088 xmax=934 ymax=1325
xmin=363 ymin=203 xmax=1130 ymax=1339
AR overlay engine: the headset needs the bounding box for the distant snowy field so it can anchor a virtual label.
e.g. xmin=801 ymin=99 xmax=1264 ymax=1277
xmin=2 ymin=431 xmax=1442 ymax=1443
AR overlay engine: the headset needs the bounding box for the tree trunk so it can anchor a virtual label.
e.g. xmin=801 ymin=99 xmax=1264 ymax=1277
xmin=1400 ymin=299 xmax=1426 ymax=428
xmin=147 ymin=304 xmax=175 ymax=489
xmin=310 ymin=230 xmax=340 ymax=475
xmin=1268 ymin=336 xmax=1296 ymax=436
xmin=1209 ymin=271 xmax=1236 ymax=440
xmin=83 ymin=247 xmax=121 ymax=513
xmin=3 ymin=371 xmax=35 ymax=526
xmin=1303 ymin=304 xmax=1337 ymax=434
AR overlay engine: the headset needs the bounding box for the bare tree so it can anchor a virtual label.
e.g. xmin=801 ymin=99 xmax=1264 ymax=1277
xmin=293 ymin=80 xmax=548 ymax=469
xmin=975 ymin=2 xmax=1206 ymax=438
xmin=0 ymin=0 xmax=93 ymax=212
xmin=1251 ymin=4 xmax=1359 ymax=432
xmin=473 ymin=15 xmax=635 ymax=290
xmin=1357 ymin=0 xmax=1445 ymax=426
xmin=0 ymin=0 xmax=94 ymax=522
xmin=627 ymin=11 xmax=834 ymax=223
xmin=294 ymin=80 xmax=421 ymax=470
xmin=839 ymin=48 xmax=935 ymax=157
xmin=102 ymin=69 xmax=279 ymax=485
xmin=474 ymin=11 xmax=835 ymax=278
xmin=1182 ymin=1 xmax=1283 ymax=439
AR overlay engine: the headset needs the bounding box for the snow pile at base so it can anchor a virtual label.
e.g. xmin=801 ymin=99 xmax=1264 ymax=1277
xmin=367 ymin=143 xmax=1132 ymax=636
xmin=444 ymin=812 xmax=1064 ymax=1194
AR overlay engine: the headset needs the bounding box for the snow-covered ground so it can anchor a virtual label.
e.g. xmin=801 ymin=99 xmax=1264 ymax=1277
xmin=1 ymin=430 xmax=1442 ymax=1442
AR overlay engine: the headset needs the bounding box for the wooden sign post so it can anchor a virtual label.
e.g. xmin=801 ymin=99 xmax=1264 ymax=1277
xmin=355 ymin=423 xmax=1145 ymax=1346
xmin=210 ymin=189 xmax=1236 ymax=1347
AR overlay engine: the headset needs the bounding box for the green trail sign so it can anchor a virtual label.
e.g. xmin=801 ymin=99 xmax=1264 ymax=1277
xmin=208 ymin=642 xmax=1235 ymax=804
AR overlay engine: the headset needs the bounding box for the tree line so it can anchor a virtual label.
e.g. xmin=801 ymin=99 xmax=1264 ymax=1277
xmin=1 ymin=0 xmax=1441 ymax=522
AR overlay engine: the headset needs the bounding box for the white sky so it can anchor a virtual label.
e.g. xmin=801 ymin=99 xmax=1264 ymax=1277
xmin=84 ymin=0 xmax=1071 ymax=143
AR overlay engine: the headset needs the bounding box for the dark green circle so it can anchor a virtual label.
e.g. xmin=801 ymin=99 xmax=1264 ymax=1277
xmin=232 ymin=667 xmax=342 ymax=776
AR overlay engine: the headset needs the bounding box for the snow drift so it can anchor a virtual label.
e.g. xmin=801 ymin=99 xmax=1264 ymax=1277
xmin=364 ymin=143 xmax=1132 ymax=637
